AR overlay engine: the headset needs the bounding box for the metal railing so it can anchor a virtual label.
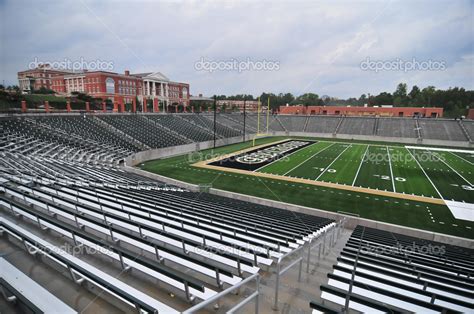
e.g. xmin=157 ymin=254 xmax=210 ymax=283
xmin=183 ymin=272 xmax=260 ymax=314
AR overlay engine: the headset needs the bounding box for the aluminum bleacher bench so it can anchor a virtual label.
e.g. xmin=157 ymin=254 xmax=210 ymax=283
xmin=0 ymin=185 xmax=242 ymax=287
xmin=0 ymin=217 xmax=179 ymax=314
xmin=0 ymin=257 xmax=77 ymax=314
xmin=0 ymin=195 xmax=216 ymax=302
xmin=318 ymin=225 xmax=474 ymax=313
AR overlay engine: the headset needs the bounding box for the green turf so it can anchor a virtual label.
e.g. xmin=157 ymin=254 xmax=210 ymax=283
xmin=139 ymin=136 xmax=474 ymax=239
xmin=410 ymin=149 xmax=473 ymax=203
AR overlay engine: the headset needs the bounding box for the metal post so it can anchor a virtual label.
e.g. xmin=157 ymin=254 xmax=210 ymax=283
xmin=273 ymin=262 xmax=281 ymax=310
xmin=213 ymin=95 xmax=217 ymax=149
xmin=243 ymin=99 xmax=246 ymax=142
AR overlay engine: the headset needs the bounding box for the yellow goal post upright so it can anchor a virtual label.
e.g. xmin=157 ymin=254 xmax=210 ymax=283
xmin=252 ymin=96 xmax=271 ymax=146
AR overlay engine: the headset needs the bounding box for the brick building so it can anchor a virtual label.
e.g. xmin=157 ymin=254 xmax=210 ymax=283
xmin=279 ymin=105 xmax=443 ymax=118
xmin=216 ymin=100 xmax=259 ymax=112
xmin=19 ymin=67 xmax=190 ymax=109
xmin=17 ymin=64 xmax=73 ymax=93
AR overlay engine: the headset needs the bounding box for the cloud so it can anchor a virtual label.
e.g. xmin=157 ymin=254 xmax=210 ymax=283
xmin=0 ymin=0 xmax=472 ymax=98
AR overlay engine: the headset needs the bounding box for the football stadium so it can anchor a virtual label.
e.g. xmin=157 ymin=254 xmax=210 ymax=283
xmin=0 ymin=111 xmax=473 ymax=313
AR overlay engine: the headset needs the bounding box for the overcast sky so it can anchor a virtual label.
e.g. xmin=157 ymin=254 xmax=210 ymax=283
xmin=1 ymin=0 xmax=473 ymax=98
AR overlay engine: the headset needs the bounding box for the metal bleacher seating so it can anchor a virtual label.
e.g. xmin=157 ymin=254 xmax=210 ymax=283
xmin=337 ymin=117 xmax=376 ymax=135
xmin=376 ymin=117 xmax=418 ymax=138
xmin=418 ymin=118 xmax=469 ymax=141
xmin=304 ymin=116 xmax=341 ymax=133
xmin=180 ymin=114 xmax=242 ymax=138
xmin=0 ymin=145 xmax=334 ymax=311
xmin=313 ymin=225 xmax=474 ymax=313
xmin=97 ymin=115 xmax=189 ymax=148
xmin=146 ymin=114 xmax=213 ymax=142
xmin=277 ymin=115 xmax=307 ymax=132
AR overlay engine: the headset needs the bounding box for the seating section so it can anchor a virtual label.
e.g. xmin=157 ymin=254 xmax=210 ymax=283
xmin=418 ymin=119 xmax=468 ymax=141
xmin=277 ymin=115 xmax=307 ymax=132
xmin=0 ymin=154 xmax=334 ymax=312
xmin=0 ymin=117 xmax=138 ymax=163
xmin=338 ymin=117 xmax=376 ymax=135
xmin=376 ymin=118 xmax=417 ymax=138
xmin=315 ymin=225 xmax=474 ymax=313
xmin=97 ymin=115 xmax=189 ymax=148
xmin=180 ymin=114 xmax=242 ymax=138
xmin=146 ymin=114 xmax=214 ymax=142
xmin=305 ymin=116 xmax=341 ymax=133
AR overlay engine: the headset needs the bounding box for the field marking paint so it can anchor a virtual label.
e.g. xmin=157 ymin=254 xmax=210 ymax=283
xmin=283 ymin=143 xmax=335 ymax=176
xmin=255 ymin=141 xmax=319 ymax=172
xmin=431 ymin=151 xmax=473 ymax=186
xmin=352 ymin=145 xmax=369 ymax=186
xmin=405 ymin=148 xmax=444 ymax=200
xmin=449 ymin=152 xmax=474 ymax=166
xmin=315 ymin=144 xmax=352 ymax=181
xmin=386 ymin=146 xmax=396 ymax=193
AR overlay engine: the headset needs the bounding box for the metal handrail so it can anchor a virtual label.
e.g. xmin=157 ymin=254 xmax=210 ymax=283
xmin=183 ymin=272 xmax=260 ymax=314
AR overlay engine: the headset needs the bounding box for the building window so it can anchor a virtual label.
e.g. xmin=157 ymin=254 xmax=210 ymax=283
xmin=106 ymin=77 xmax=115 ymax=94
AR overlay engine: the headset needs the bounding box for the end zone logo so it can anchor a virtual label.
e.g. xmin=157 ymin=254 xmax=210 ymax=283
xmin=210 ymin=140 xmax=315 ymax=171
xmin=236 ymin=141 xmax=309 ymax=164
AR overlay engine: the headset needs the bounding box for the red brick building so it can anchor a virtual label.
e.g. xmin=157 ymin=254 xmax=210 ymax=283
xmin=20 ymin=67 xmax=190 ymax=110
xmin=17 ymin=64 xmax=73 ymax=93
xmin=51 ymin=70 xmax=142 ymax=105
xmin=279 ymin=105 xmax=443 ymax=118
xmin=216 ymin=100 xmax=259 ymax=112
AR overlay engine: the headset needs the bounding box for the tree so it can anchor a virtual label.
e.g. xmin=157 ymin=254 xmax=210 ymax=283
xmin=393 ymin=83 xmax=408 ymax=106
xmin=295 ymin=93 xmax=319 ymax=106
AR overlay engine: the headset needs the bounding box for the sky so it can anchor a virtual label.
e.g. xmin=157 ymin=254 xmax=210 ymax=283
xmin=0 ymin=0 xmax=473 ymax=99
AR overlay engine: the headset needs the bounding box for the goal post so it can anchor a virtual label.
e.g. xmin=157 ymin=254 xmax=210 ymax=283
xmin=252 ymin=96 xmax=271 ymax=146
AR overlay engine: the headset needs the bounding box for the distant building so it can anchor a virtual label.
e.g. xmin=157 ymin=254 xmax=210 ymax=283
xmin=279 ymin=105 xmax=443 ymax=118
xmin=217 ymin=100 xmax=259 ymax=112
xmin=17 ymin=64 xmax=73 ymax=93
xmin=19 ymin=66 xmax=190 ymax=108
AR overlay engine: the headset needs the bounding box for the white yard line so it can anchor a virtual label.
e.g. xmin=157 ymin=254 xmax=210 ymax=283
xmin=283 ymin=143 xmax=335 ymax=176
xmin=386 ymin=146 xmax=397 ymax=193
xmin=405 ymin=148 xmax=444 ymax=199
xmin=315 ymin=144 xmax=352 ymax=181
xmin=449 ymin=151 xmax=474 ymax=166
xmin=352 ymin=145 xmax=369 ymax=187
xmin=431 ymin=151 xmax=473 ymax=186
xmin=255 ymin=142 xmax=318 ymax=172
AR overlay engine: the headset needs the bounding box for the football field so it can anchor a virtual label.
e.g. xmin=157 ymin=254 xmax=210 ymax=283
xmin=141 ymin=136 xmax=474 ymax=238
xmin=196 ymin=138 xmax=474 ymax=226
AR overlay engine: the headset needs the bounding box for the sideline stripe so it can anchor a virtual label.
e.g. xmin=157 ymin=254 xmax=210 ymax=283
xmin=352 ymin=145 xmax=369 ymax=187
xmin=283 ymin=143 xmax=335 ymax=176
